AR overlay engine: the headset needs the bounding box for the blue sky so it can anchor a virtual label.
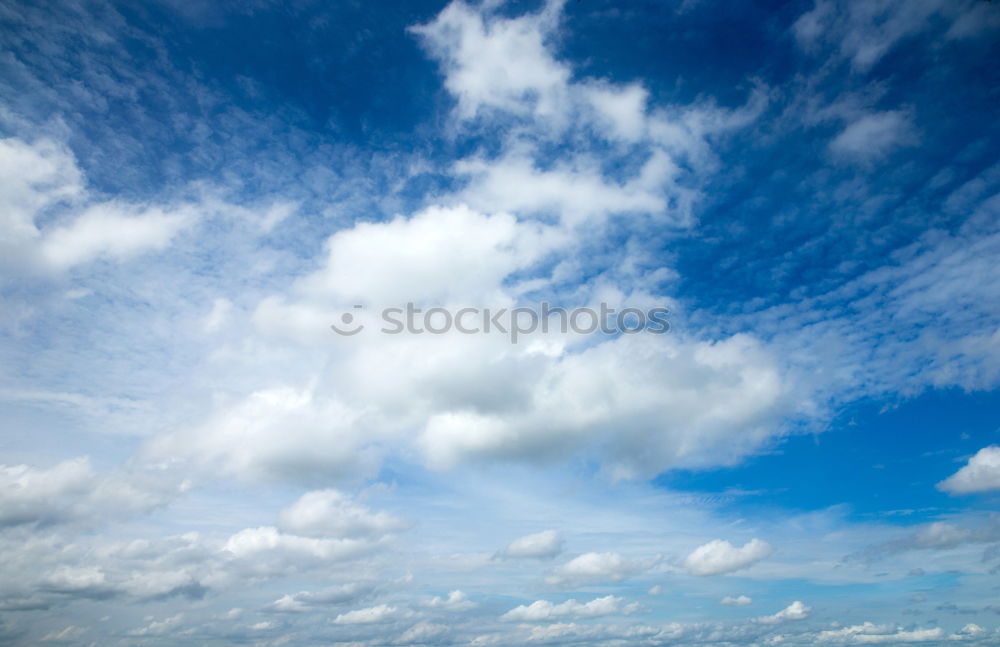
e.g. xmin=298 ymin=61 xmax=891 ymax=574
xmin=1 ymin=0 xmax=1000 ymax=645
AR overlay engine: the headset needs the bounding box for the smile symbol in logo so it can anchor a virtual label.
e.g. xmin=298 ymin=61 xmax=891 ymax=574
xmin=330 ymin=305 xmax=364 ymax=336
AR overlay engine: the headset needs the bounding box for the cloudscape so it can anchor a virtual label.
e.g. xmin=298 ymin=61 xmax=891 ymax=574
xmin=1 ymin=0 xmax=1000 ymax=645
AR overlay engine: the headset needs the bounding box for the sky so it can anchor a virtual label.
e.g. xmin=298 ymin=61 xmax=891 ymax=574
xmin=1 ymin=0 xmax=1000 ymax=645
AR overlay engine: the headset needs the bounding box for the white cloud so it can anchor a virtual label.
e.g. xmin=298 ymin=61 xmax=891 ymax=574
xmin=0 ymin=137 xmax=81 ymax=267
xmin=411 ymin=0 xmax=569 ymax=121
xmin=268 ymin=583 xmax=374 ymax=612
xmin=684 ymin=539 xmax=772 ymax=576
xmin=39 ymin=202 xmax=193 ymax=270
xmin=829 ymin=111 xmax=915 ymax=161
xmin=754 ymin=600 xmax=811 ymax=625
xmin=418 ymin=332 xmax=791 ymax=479
xmin=128 ymin=613 xmax=183 ymax=636
xmin=399 ymin=621 xmax=449 ymax=644
xmin=249 ymin=620 xmax=275 ymax=631
xmin=222 ymin=526 xmax=379 ymax=563
xmin=292 ymin=204 xmax=557 ymax=306
xmin=938 ymin=446 xmax=1000 ymax=494
xmin=497 ymin=529 xmax=563 ymax=559
xmin=278 ymin=489 xmax=407 ymax=539
xmin=720 ymin=595 xmax=753 ymax=606
xmin=333 ymin=604 xmax=402 ymax=625
xmin=583 ymin=82 xmax=648 ymax=142
xmin=545 ymin=552 xmax=657 ymax=586
xmin=145 ymin=386 xmax=374 ymax=483
xmin=424 ymin=590 xmax=477 ymax=611
xmin=0 ymin=137 xmax=196 ymax=273
xmin=817 ymin=622 xmax=944 ymax=643
xmin=791 ymin=0 xmax=991 ymax=71
xmin=501 ymin=595 xmax=639 ymax=622
xmin=454 ymin=151 xmax=677 ymax=226
xmin=202 ymin=297 xmax=233 ymax=333
xmin=0 ymin=457 xmax=179 ymax=528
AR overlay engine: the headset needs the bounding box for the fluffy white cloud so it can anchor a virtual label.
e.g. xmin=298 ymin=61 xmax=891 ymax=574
xmin=497 ymin=529 xmax=563 ymax=559
xmin=684 ymin=539 xmax=772 ymax=576
xmin=145 ymin=386 xmax=374 ymax=483
xmin=278 ymin=489 xmax=407 ymax=539
xmin=268 ymin=583 xmax=374 ymax=612
xmin=411 ymin=0 xmax=568 ymax=120
xmin=39 ymin=202 xmax=193 ymax=270
xmin=545 ymin=552 xmax=657 ymax=587
xmin=333 ymin=604 xmax=402 ymax=625
xmin=754 ymin=600 xmax=811 ymax=625
xmin=157 ymin=233 xmax=794 ymax=485
xmin=583 ymin=82 xmax=649 ymax=142
xmin=501 ymin=595 xmax=639 ymax=622
xmin=0 ymin=457 xmax=180 ymax=528
xmin=418 ymin=332 xmax=791 ymax=479
xmin=424 ymin=590 xmax=476 ymax=611
xmin=454 ymin=151 xmax=676 ymax=226
xmin=938 ymin=446 xmax=1000 ymax=494
xmin=0 ymin=137 xmax=195 ymax=273
xmin=0 ymin=137 xmax=80 ymax=243
xmin=413 ymin=0 xmax=766 ymax=231
xmin=222 ymin=526 xmax=378 ymax=563
xmin=292 ymin=204 xmax=557 ymax=306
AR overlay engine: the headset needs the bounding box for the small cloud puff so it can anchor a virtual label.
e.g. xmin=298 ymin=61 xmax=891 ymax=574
xmin=496 ymin=529 xmax=563 ymax=560
xmin=721 ymin=595 xmax=753 ymax=606
xmin=938 ymin=446 xmax=1000 ymax=494
xmin=684 ymin=538 xmax=772 ymax=576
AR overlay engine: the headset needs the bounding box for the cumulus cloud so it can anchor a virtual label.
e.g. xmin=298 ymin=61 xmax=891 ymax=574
xmin=145 ymin=386 xmax=375 ymax=483
xmin=683 ymin=539 xmax=773 ymax=576
xmin=222 ymin=526 xmax=381 ymax=565
xmin=333 ymin=604 xmax=403 ymax=625
xmin=0 ymin=137 xmax=195 ymax=273
xmin=497 ymin=530 xmax=563 ymax=560
xmin=454 ymin=151 xmax=677 ymax=226
xmin=122 ymin=0 xmax=795 ymax=494
xmin=291 ymin=204 xmax=557 ymax=306
xmin=424 ymin=590 xmax=476 ymax=611
xmin=418 ymin=333 xmax=792 ymax=479
xmin=278 ymin=489 xmax=407 ymax=539
xmin=938 ymin=446 xmax=1000 ymax=494
xmin=411 ymin=0 xmax=569 ymax=121
xmin=546 ymin=552 xmax=658 ymax=587
xmin=267 ymin=583 xmax=375 ymax=613
xmin=501 ymin=595 xmax=639 ymax=622
xmin=413 ymin=0 xmax=766 ymax=230
xmin=754 ymin=600 xmax=811 ymax=625
xmin=0 ymin=457 xmax=180 ymax=529
xmin=155 ymin=222 xmax=794 ymax=485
